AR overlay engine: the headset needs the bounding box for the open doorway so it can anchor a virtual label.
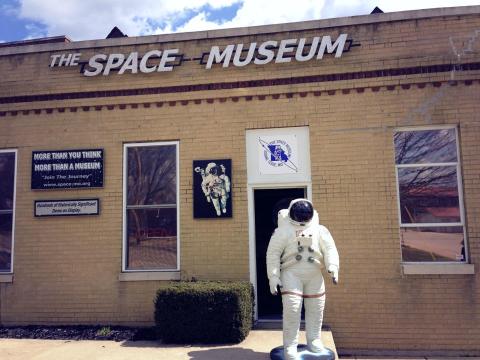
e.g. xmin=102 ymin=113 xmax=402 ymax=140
xmin=254 ymin=187 xmax=306 ymax=319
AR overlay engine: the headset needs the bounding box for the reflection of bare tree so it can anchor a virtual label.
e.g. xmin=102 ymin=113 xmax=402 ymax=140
xmin=399 ymin=167 xmax=458 ymax=223
xmin=0 ymin=153 xmax=15 ymax=210
xmin=128 ymin=146 xmax=176 ymax=205
xmin=394 ymin=129 xmax=456 ymax=164
xmin=395 ymin=130 xmax=459 ymax=224
xmin=0 ymin=153 xmax=15 ymax=271
xmin=400 ymin=167 xmax=457 ymax=195
xmin=127 ymin=146 xmax=176 ymax=243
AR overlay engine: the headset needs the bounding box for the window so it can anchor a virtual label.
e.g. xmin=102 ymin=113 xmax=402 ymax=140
xmin=0 ymin=150 xmax=17 ymax=273
xmin=394 ymin=127 xmax=466 ymax=263
xmin=123 ymin=142 xmax=179 ymax=271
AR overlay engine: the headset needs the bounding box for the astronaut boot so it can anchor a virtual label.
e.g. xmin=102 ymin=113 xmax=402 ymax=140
xmin=282 ymin=293 xmax=302 ymax=360
xmin=304 ymin=296 xmax=326 ymax=353
xmin=220 ymin=196 xmax=227 ymax=213
xmin=212 ymin=198 xmax=221 ymax=216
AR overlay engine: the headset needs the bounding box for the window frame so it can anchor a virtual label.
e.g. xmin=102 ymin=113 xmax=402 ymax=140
xmin=0 ymin=149 xmax=17 ymax=274
xmin=122 ymin=141 xmax=180 ymax=273
xmin=393 ymin=125 xmax=468 ymax=264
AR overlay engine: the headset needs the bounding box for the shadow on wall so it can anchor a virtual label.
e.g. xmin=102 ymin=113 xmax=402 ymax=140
xmin=188 ymin=348 xmax=269 ymax=360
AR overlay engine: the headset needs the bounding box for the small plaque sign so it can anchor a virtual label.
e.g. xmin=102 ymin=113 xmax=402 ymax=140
xmin=31 ymin=149 xmax=104 ymax=190
xmin=35 ymin=199 xmax=100 ymax=217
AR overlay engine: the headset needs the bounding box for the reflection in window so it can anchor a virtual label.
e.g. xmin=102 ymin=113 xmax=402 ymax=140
xmin=394 ymin=128 xmax=457 ymax=164
xmin=124 ymin=143 xmax=178 ymax=271
xmin=0 ymin=152 xmax=15 ymax=211
xmin=401 ymin=227 xmax=464 ymax=262
xmin=127 ymin=146 xmax=176 ymax=206
xmin=0 ymin=214 xmax=13 ymax=271
xmin=0 ymin=151 xmax=16 ymax=272
xmin=398 ymin=166 xmax=460 ymax=224
xmin=394 ymin=128 xmax=466 ymax=263
xmin=127 ymin=208 xmax=177 ymax=269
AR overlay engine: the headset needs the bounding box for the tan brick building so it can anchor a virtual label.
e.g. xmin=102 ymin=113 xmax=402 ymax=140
xmin=0 ymin=5 xmax=479 ymax=354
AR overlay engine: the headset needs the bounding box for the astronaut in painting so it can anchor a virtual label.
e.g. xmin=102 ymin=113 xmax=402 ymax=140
xmin=266 ymin=199 xmax=339 ymax=360
xmin=195 ymin=162 xmax=231 ymax=216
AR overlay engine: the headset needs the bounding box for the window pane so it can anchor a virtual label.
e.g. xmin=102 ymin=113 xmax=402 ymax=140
xmin=398 ymin=166 xmax=460 ymax=224
xmin=401 ymin=226 xmax=465 ymax=262
xmin=394 ymin=129 xmax=457 ymax=164
xmin=0 ymin=214 xmax=13 ymax=271
xmin=127 ymin=145 xmax=176 ymax=206
xmin=0 ymin=152 xmax=15 ymax=211
xmin=126 ymin=208 xmax=177 ymax=270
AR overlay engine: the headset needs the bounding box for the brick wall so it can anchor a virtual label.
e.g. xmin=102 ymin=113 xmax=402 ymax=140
xmin=0 ymin=10 xmax=479 ymax=352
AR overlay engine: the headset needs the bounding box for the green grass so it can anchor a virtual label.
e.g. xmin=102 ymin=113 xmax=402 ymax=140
xmin=96 ymin=326 xmax=111 ymax=337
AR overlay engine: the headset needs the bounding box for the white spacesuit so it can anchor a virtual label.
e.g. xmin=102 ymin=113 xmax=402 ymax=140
xmin=266 ymin=199 xmax=339 ymax=360
xmin=200 ymin=162 xmax=231 ymax=216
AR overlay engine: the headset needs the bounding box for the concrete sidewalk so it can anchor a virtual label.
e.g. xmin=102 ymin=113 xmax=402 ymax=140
xmin=0 ymin=330 xmax=336 ymax=360
xmin=2 ymin=331 xmax=478 ymax=360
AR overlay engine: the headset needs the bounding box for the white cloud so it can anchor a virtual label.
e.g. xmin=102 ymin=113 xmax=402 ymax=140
xmin=377 ymin=0 xmax=480 ymax=13
xmin=155 ymin=0 xmax=480 ymax=35
xmin=154 ymin=0 xmax=328 ymax=34
xmin=321 ymin=0 xmax=371 ymax=19
xmin=1 ymin=1 xmax=19 ymax=16
xmin=23 ymin=22 xmax=47 ymax=39
xmin=17 ymin=0 xmax=240 ymax=40
xmin=15 ymin=0 xmax=480 ymax=41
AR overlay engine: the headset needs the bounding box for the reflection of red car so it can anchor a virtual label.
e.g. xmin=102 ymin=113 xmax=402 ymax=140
xmin=424 ymin=207 xmax=460 ymax=219
xmin=140 ymin=228 xmax=175 ymax=238
xmin=403 ymin=186 xmax=458 ymax=197
xmin=401 ymin=186 xmax=460 ymax=223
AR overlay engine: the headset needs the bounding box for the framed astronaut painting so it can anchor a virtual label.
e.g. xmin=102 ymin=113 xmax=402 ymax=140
xmin=193 ymin=159 xmax=232 ymax=218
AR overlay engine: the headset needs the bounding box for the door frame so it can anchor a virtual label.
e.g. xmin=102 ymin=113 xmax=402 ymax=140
xmin=248 ymin=182 xmax=312 ymax=321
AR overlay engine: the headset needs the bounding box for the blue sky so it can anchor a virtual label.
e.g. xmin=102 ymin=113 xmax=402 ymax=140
xmin=0 ymin=0 xmax=479 ymax=42
xmin=0 ymin=1 xmax=39 ymax=42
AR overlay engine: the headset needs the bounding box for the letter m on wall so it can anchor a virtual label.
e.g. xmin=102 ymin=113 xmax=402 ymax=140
xmin=317 ymin=34 xmax=348 ymax=59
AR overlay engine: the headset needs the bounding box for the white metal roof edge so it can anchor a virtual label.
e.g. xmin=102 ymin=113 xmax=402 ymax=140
xmin=1 ymin=5 xmax=480 ymax=56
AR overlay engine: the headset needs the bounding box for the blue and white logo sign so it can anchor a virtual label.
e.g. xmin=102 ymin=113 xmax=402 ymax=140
xmin=258 ymin=136 xmax=299 ymax=174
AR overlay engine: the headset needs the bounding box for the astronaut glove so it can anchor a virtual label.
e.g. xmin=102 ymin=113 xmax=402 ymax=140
xmin=206 ymin=196 xmax=211 ymax=203
xmin=269 ymin=277 xmax=283 ymax=295
xmin=327 ymin=265 xmax=339 ymax=285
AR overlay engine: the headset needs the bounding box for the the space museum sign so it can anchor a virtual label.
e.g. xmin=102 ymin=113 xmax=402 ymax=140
xmin=49 ymin=34 xmax=358 ymax=76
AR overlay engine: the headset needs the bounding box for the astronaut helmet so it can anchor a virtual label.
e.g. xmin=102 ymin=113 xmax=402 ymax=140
xmin=205 ymin=162 xmax=218 ymax=175
xmin=288 ymin=199 xmax=314 ymax=226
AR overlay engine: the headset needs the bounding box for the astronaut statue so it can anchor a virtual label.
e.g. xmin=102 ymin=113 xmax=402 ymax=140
xmin=266 ymin=199 xmax=339 ymax=360
xmin=195 ymin=162 xmax=231 ymax=216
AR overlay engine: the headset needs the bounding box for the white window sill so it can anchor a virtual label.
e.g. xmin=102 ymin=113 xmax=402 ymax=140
xmin=402 ymin=263 xmax=475 ymax=275
xmin=118 ymin=272 xmax=180 ymax=282
xmin=0 ymin=274 xmax=13 ymax=283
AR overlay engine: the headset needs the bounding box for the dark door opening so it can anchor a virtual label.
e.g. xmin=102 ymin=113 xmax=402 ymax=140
xmin=254 ymin=187 xmax=306 ymax=319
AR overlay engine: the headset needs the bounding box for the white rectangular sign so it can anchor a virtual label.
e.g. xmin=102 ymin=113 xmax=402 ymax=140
xmin=246 ymin=126 xmax=311 ymax=185
xmin=35 ymin=199 xmax=99 ymax=217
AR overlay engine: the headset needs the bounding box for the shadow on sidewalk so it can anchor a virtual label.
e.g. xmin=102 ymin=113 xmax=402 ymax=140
xmin=188 ymin=347 xmax=269 ymax=360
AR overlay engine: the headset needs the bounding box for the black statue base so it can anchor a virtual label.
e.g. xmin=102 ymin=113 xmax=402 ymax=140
xmin=270 ymin=344 xmax=335 ymax=360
